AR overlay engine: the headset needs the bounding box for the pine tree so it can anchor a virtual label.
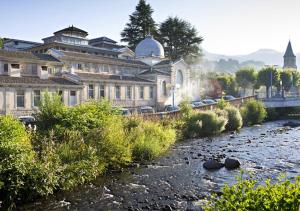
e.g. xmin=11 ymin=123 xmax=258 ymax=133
xmin=159 ymin=16 xmax=203 ymax=61
xmin=121 ymin=0 xmax=157 ymax=50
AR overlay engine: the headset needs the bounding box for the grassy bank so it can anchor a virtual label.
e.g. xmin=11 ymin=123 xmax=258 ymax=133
xmin=0 ymin=96 xmax=269 ymax=209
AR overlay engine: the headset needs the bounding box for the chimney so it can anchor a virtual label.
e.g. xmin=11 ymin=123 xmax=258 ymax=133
xmin=37 ymin=65 xmax=49 ymax=79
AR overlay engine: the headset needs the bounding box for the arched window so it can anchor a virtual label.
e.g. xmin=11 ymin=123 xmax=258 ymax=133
xmin=176 ymin=70 xmax=183 ymax=87
xmin=162 ymin=80 xmax=167 ymax=96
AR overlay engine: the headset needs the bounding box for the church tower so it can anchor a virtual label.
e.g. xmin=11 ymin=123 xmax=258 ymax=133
xmin=283 ymin=41 xmax=297 ymax=69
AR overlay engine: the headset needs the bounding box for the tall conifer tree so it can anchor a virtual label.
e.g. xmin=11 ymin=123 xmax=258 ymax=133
xmin=121 ymin=0 xmax=157 ymax=50
xmin=159 ymin=16 xmax=203 ymax=61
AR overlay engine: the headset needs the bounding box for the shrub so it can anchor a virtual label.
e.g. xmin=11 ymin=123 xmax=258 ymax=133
xmin=129 ymin=122 xmax=176 ymax=161
xmin=56 ymin=130 xmax=105 ymax=190
xmin=240 ymin=99 xmax=267 ymax=126
xmin=266 ymin=107 xmax=280 ymax=121
xmin=183 ymin=111 xmax=227 ymax=138
xmin=179 ymin=98 xmax=193 ymax=119
xmin=205 ymin=175 xmax=300 ymax=211
xmin=216 ymin=98 xmax=230 ymax=110
xmin=225 ymin=106 xmax=243 ymax=131
xmin=86 ymin=116 xmax=132 ymax=168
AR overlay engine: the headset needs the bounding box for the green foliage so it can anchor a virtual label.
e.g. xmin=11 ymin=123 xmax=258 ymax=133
xmin=56 ymin=130 xmax=104 ymax=190
xmin=241 ymin=99 xmax=267 ymax=126
xmin=216 ymin=98 xmax=230 ymax=110
xmin=35 ymin=92 xmax=66 ymax=132
xmin=216 ymin=74 xmax=237 ymax=95
xmin=121 ymin=0 xmax=158 ymax=50
xmin=257 ymin=66 xmax=279 ymax=98
xmin=235 ymin=67 xmax=257 ymax=93
xmin=205 ymin=175 xmax=300 ymax=211
xmin=280 ymin=69 xmax=293 ymax=91
xmin=159 ymin=16 xmax=203 ymax=61
xmin=129 ymin=122 xmax=176 ymax=161
xmin=86 ymin=116 xmax=132 ymax=168
xmin=184 ymin=111 xmax=227 ymax=138
xmin=225 ymin=106 xmax=243 ymax=131
xmin=0 ymin=116 xmax=58 ymax=207
xmin=179 ymin=98 xmax=193 ymax=119
xmin=266 ymin=107 xmax=280 ymax=121
xmin=0 ymin=38 xmax=3 ymax=49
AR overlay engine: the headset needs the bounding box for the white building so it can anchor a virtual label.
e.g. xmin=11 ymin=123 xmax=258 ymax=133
xmin=0 ymin=26 xmax=192 ymax=116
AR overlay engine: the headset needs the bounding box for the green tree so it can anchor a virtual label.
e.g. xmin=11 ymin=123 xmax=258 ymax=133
xmin=279 ymin=69 xmax=293 ymax=91
xmin=257 ymin=67 xmax=279 ymax=98
xmin=216 ymin=74 xmax=237 ymax=96
xmin=0 ymin=38 xmax=3 ymax=49
xmin=121 ymin=0 xmax=158 ymax=50
xmin=159 ymin=16 xmax=203 ymax=61
xmin=235 ymin=67 xmax=257 ymax=95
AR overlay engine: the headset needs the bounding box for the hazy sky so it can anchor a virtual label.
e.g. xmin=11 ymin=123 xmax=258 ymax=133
xmin=1 ymin=0 xmax=300 ymax=55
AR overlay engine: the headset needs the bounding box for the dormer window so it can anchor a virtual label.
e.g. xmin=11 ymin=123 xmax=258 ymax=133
xmin=11 ymin=64 xmax=20 ymax=69
xmin=41 ymin=66 xmax=47 ymax=71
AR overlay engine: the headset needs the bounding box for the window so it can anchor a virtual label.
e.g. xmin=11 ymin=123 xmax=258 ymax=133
xmin=41 ymin=66 xmax=47 ymax=71
xmin=58 ymin=90 xmax=63 ymax=102
xmin=77 ymin=63 xmax=82 ymax=70
xmin=33 ymin=90 xmax=41 ymax=107
xmin=16 ymin=90 xmax=25 ymax=108
xmin=126 ymin=86 xmax=132 ymax=99
xmin=139 ymin=86 xmax=144 ymax=99
xmin=4 ymin=64 xmax=8 ymax=73
xmin=115 ymin=86 xmax=120 ymax=99
xmin=69 ymin=91 xmax=77 ymax=106
xmin=88 ymin=84 xmax=94 ymax=99
xmin=149 ymin=86 xmax=154 ymax=99
xmin=162 ymin=81 xmax=167 ymax=96
xmin=11 ymin=64 xmax=20 ymax=69
xmin=99 ymin=84 xmax=105 ymax=98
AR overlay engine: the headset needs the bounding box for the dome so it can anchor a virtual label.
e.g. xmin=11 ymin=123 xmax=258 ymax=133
xmin=135 ymin=35 xmax=164 ymax=58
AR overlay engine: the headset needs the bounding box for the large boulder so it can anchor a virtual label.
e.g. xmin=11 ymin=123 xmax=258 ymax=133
xmin=225 ymin=158 xmax=240 ymax=169
xmin=203 ymin=159 xmax=224 ymax=170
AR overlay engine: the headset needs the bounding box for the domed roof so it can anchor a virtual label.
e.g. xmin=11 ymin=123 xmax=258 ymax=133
xmin=135 ymin=35 xmax=164 ymax=58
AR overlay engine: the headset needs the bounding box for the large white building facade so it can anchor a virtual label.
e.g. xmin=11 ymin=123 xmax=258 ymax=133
xmin=0 ymin=26 xmax=192 ymax=116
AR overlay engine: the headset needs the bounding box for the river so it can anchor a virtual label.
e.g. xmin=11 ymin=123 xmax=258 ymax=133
xmin=21 ymin=120 xmax=300 ymax=210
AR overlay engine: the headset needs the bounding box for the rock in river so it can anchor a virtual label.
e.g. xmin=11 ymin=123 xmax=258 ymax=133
xmin=203 ymin=159 xmax=224 ymax=170
xmin=225 ymin=158 xmax=240 ymax=169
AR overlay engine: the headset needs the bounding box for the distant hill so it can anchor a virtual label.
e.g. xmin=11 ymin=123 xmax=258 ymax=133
xmin=201 ymin=48 xmax=300 ymax=73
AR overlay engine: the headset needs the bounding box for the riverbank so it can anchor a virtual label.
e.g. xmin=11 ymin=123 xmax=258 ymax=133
xmin=20 ymin=120 xmax=300 ymax=210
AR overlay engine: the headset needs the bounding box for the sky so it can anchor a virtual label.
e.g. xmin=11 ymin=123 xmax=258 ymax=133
xmin=1 ymin=0 xmax=300 ymax=55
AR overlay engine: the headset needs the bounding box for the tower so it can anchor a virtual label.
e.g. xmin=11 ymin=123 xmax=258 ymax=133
xmin=283 ymin=41 xmax=297 ymax=69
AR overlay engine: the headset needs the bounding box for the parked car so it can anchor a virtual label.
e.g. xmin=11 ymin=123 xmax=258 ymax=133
xmin=138 ymin=106 xmax=155 ymax=114
xmin=192 ymin=101 xmax=205 ymax=107
xmin=223 ymin=95 xmax=236 ymax=101
xmin=118 ymin=108 xmax=131 ymax=115
xmin=202 ymin=99 xmax=216 ymax=105
xmin=214 ymin=97 xmax=222 ymax=102
xmin=18 ymin=116 xmax=36 ymax=130
xmin=164 ymin=105 xmax=180 ymax=112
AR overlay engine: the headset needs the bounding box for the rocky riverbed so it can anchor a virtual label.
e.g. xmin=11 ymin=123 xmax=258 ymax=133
xmin=20 ymin=121 xmax=300 ymax=210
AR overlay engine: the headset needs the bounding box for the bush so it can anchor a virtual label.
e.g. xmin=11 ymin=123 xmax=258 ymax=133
xmin=129 ymin=122 xmax=176 ymax=161
xmin=87 ymin=116 xmax=132 ymax=168
xmin=179 ymin=98 xmax=193 ymax=119
xmin=205 ymin=175 xmax=300 ymax=211
xmin=0 ymin=116 xmax=57 ymax=207
xmin=56 ymin=130 xmax=105 ymax=190
xmin=241 ymin=99 xmax=267 ymax=126
xmin=225 ymin=106 xmax=243 ymax=131
xmin=216 ymin=98 xmax=230 ymax=110
xmin=184 ymin=111 xmax=227 ymax=138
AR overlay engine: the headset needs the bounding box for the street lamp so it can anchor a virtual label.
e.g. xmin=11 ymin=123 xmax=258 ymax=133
xmin=171 ymin=84 xmax=181 ymax=107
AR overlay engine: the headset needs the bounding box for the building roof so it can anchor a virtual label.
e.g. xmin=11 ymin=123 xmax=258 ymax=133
xmin=54 ymin=25 xmax=88 ymax=37
xmin=139 ymin=68 xmax=171 ymax=76
xmin=0 ymin=75 xmax=80 ymax=86
xmin=135 ymin=35 xmax=165 ymax=58
xmin=89 ymin=37 xmax=117 ymax=44
xmin=3 ymin=38 xmax=41 ymax=45
xmin=60 ymin=51 xmax=149 ymax=67
xmin=284 ymin=41 xmax=296 ymax=57
xmin=0 ymin=49 xmax=61 ymax=63
xmin=77 ymin=72 xmax=154 ymax=83
xmin=154 ymin=59 xmax=172 ymax=66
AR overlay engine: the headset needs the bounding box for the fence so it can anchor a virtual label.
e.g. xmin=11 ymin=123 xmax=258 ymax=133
xmin=140 ymin=95 xmax=255 ymax=121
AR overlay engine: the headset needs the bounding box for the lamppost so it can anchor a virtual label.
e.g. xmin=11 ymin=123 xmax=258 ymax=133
xmin=270 ymin=70 xmax=272 ymax=98
xmin=171 ymin=84 xmax=181 ymax=107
